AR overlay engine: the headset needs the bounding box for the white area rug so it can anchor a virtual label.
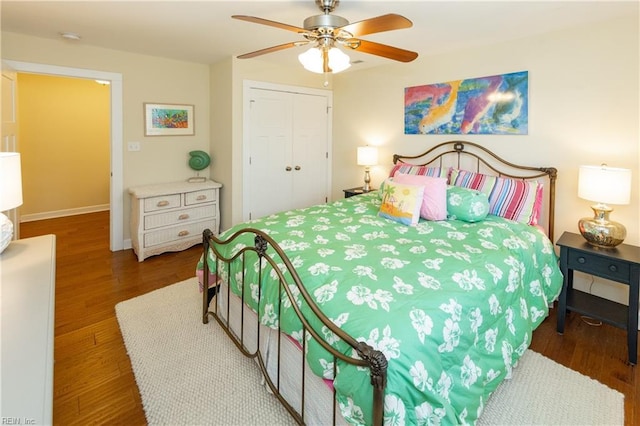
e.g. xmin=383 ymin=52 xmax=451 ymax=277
xmin=116 ymin=278 xmax=624 ymax=425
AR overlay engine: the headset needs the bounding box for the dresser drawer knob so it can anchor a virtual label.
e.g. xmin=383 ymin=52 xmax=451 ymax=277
xmin=178 ymin=230 xmax=189 ymax=237
xmin=609 ymin=264 xmax=618 ymax=272
xmin=157 ymin=200 xmax=170 ymax=207
xmin=178 ymin=214 xmax=190 ymax=220
xmin=577 ymin=257 xmax=586 ymax=264
xmin=196 ymin=195 xmax=207 ymax=201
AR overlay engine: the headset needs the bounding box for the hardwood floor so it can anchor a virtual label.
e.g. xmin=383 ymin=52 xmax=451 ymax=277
xmin=20 ymin=212 xmax=201 ymax=425
xmin=20 ymin=211 xmax=638 ymax=425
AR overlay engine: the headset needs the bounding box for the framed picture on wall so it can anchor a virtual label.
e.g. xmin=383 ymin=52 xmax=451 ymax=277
xmin=404 ymin=71 xmax=528 ymax=135
xmin=144 ymin=103 xmax=195 ymax=136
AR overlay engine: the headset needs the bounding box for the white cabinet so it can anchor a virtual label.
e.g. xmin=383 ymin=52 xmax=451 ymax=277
xmin=1 ymin=234 xmax=56 ymax=425
xmin=129 ymin=180 xmax=222 ymax=262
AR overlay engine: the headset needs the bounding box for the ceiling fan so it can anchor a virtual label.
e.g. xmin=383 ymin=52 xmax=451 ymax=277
xmin=232 ymin=0 xmax=418 ymax=74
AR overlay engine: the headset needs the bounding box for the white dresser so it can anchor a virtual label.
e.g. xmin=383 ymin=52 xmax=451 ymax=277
xmin=129 ymin=180 xmax=222 ymax=262
xmin=1 ymin=234 xmax=56 ymax=425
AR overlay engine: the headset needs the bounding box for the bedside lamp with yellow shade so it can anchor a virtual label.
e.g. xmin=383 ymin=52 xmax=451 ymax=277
xmin=0 ymin=152 xmax=24 ymax=254
xmin=577 ymin=164 xmax=631 ymax=248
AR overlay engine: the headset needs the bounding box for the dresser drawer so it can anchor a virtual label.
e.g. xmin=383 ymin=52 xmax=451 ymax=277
xmin=567 ymin=250 xmax=630 ymax=283
xmin=185 ymin=189 xmax=217 ymax=206
xmin=144 ymin=194 xmax=181 ymax=212
xmin=144 ymin=205 xmax=216 ymax=230
xmin=144 ymin=220 xmax=216 ymax=248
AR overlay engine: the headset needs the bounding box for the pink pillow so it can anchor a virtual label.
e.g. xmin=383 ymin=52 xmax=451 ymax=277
xmin=393 ymin=173 xmax=447 ymax=221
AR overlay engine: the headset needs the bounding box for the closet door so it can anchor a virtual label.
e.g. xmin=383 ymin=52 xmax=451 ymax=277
xmin=247 ymin=88 xmax=293 ymax=220
xmin=245 ymin=86 xmax=330 ymax=220
xmin=291 ymin=93 xmax=329 ymax=210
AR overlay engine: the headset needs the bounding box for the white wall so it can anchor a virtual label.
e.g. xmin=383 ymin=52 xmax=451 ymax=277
xmin=332 ymin=15 xmax=639 ymax=304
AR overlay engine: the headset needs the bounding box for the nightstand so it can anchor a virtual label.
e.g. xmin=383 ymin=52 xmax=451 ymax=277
xmin=556 ymin=231 xmax=640 ymax=364
xmin=343 ymin=187 xmax=376 ymax=198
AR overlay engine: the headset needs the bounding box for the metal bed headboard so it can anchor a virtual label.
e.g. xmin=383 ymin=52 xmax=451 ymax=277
xmin=393 ymin=140 xmax=558 ymax=242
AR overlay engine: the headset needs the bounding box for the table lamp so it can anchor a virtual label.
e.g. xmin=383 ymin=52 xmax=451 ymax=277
xmin=577 ymin=164 xmax=631 ymax=248
xmin=0 ymin=152 xmax=24 ymax=253
xmin=357 ymin=146 xmax=378 ymax=192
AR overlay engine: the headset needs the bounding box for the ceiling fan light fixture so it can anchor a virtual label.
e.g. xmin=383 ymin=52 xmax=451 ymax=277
xmin=298 ymin=46 xmax=351 ymax=74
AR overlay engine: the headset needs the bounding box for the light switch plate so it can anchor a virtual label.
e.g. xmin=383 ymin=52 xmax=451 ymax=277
xmin=128 ymin=141 xmax=141 ymax=151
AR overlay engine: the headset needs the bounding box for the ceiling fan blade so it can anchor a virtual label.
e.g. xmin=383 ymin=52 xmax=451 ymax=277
xmin=339 ymin=14 xmax=412 ymax=37
xmin=348 ymin=39 xmax=418 ymax=63
xmin=232 ymin=15 xmax=305 ymax=34
xmin=237 ymin=42 xmax=303 ymax=59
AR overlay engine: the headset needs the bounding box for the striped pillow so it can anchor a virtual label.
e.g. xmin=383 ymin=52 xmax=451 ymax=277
xmin=450 ymin=169 xmax=543 ymax=225
xmin=389 ymin=163 xmax=450 ymax=179
xmin=449 ymin=169 xmax=496 ymax=196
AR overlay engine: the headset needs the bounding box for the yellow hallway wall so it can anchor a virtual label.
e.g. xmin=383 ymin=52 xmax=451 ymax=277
xmin=18 ymin=73 xmax=109 ymax=218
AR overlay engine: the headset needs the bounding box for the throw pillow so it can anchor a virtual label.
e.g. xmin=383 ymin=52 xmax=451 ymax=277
xmin=378 ymin=181 xmax=424 ymax=226
xmin=389 ymin=163 xmax=450 ymax=179
xmin=449 ymin=169 xmax=543 ymax=225
xmin=489 ymin=177 xmax=543 ymax=225
xmin=446 ymin=186 xmax=490 ymax=222
xmin=393 ymin=173 xmax=447 ymax=221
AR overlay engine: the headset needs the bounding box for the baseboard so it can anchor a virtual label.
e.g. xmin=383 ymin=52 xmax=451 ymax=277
xmin=19 ymin=204 xmax=110 ymax=222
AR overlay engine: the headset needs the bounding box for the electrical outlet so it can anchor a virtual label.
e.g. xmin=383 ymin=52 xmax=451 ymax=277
xmin=128 ymin=141 xmax=141 ymax=151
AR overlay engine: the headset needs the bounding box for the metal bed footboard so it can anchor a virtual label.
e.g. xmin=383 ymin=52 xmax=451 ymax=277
xmin=202 ymin=228 xmax=388 ymax=425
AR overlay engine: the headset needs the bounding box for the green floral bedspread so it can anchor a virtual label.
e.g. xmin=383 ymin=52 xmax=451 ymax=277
xmin=198 ymin=192 xmax=563 ymax=425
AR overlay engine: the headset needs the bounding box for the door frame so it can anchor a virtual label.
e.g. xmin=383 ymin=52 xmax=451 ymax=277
xmin=2 ymin=60 xmax=124 ymax=251
xmin=242 ymin=80 xmax=333 ymax=221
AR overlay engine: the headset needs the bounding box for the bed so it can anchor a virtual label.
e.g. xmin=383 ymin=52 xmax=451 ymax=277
xmin=198 ymin=140 xmax=562 ymax=425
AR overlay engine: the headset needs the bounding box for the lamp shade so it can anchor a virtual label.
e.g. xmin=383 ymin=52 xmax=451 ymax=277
xmin=578 ymin=165 xmax=631 ymax=205
xmin=298 ymin=46 xmax=351 ymax=74
xmin=0 ymin=152 xmax=23 ymax=212
xmin=357 ymin=146 xmax=379 ymax=167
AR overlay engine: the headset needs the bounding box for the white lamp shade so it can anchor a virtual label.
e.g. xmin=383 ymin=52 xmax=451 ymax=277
xmin=357 ymin=146 xmax=379 ymax=167
xmin=0 ymin=152 xmax=23 ymax=212
xmin=578 ymin=165 xmax=631 ymax=205
xmin=298 ymin=47 xmax=351 ymax=74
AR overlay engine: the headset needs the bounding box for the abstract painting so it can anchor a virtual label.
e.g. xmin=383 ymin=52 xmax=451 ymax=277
xmin=144 ymin=103 xmax=195 ymax=136
xmin=404 ymin=71 xmax=528 ymax=135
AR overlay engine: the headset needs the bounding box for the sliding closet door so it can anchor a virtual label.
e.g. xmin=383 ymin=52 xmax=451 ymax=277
xmin=245 ymin=84 xmax=330 ymax=221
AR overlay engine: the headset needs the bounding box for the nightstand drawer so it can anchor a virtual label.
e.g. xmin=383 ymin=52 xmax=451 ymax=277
xmin=567 ymin=251 xmax=630 ymax=283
